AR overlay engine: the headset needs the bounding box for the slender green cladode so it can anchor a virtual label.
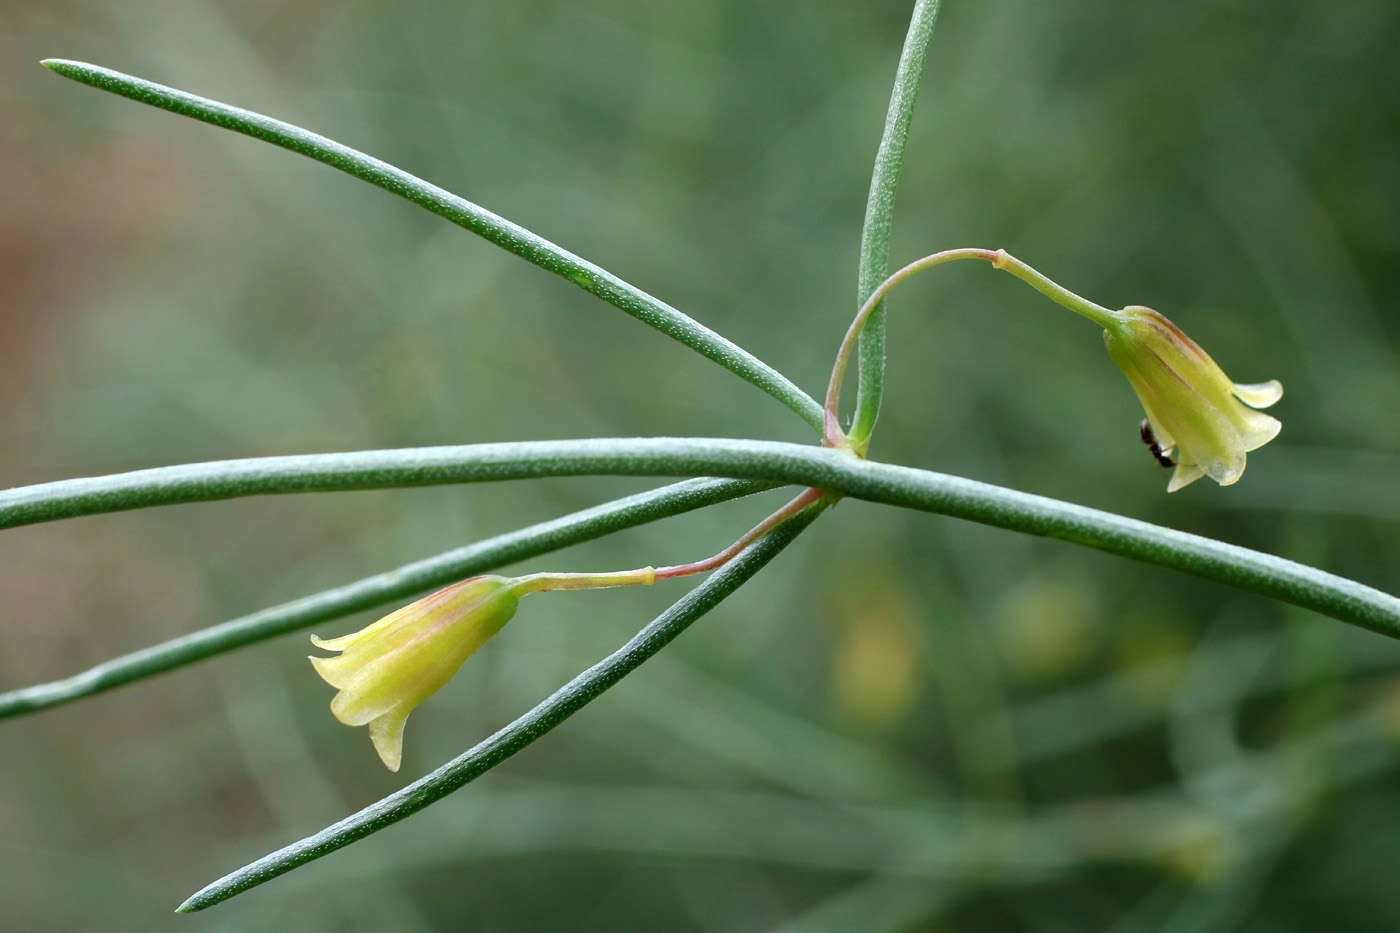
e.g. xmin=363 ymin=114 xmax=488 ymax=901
xmin=177 ymin=502 xmax=825 ymax=912
xmin=850 ymin=0 xmax=942 ymax=449
xmin=0 ymin=477 xmax=774 ymax=719
xmin=2 ymin=438 xmax=1396 ymax=637
xmin=40 ymin=59 xmax=825 ymax=434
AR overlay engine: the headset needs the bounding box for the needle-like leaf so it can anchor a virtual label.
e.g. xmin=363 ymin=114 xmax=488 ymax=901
xmin=41 ymin=59 xmax=825 ymax=433
xmin=177 ymin=500 xmax=826 ymax=912
xmin=2 ymin=437 xmax=1395 ymax=638
xmin=0 ymin=477 xmax=775 ymax=718
xmin=850 ymin=0 xmax=943 ymax=447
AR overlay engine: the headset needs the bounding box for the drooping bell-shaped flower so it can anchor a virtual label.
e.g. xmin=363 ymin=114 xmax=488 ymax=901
xmin=310 ymin=575 xmax=523 ymax=771
xmin=1103 ymin=306 xmax=1282 ymax=492
xmin=312 ymin=565 xmax=658 ymax=771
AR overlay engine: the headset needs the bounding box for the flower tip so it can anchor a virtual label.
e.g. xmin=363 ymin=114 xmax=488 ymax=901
xmin=308 ymin=653 xmax=331 ymax=679
xmin=1233 ymin=380 xmax=1283 ymax=409
xmin=1247 ymin=415 xmax=1282 ymax=451
xmin=370 ymin=713 xmax=408 ymax=771
xmin=309 ymin=653 xmax=354 ymax=691
xmin=1165 ymin=463 xmax=1206 ymax=493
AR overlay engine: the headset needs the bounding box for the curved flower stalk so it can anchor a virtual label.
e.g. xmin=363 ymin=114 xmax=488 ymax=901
xmin=825 ymin=249 xmax=1283 ymax=491
xmin=1104 ymin=306 xmax=1282 ymax=491
xmin=311 ymin=487 xmax=822 ymax=770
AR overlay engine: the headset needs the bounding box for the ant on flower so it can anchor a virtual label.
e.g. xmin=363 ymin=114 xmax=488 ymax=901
xmin=1139 ymin=418 xmax=1177 ymax=470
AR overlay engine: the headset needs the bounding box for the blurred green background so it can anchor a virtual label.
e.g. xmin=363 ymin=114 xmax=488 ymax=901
xmin=2 ymin=0 xmax=1399 ymax=930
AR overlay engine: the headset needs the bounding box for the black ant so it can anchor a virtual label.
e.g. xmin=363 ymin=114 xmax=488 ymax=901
xmin=1139 ymin=418 xmax=1177 ymax=469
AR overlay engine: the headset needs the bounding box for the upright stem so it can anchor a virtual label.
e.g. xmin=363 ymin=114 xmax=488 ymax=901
xmin=852 ymin=0 xmax=945 ymax=449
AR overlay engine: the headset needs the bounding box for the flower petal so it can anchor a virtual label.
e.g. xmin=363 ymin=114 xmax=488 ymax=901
xmin=310 ymin=631 xmax=360 ymax=652
xmin=1109 ymin=338 xmax=1243 ymax=484
xmin=309 ymin=653 xmax=359 ymax=692
xmin=309 ymin=578 xmax=523 ymax=768
xmin=329 ymin=679 xmax=397 ymax=726
xmin=1232 ymin=380 xmax=1283 ymax=409
xmin=1166 ymin=460 xmax=1207 ymax=492
xmin=368 ymin=709 xmax=410 ymax=772
xmin=328 ymin=615 xmax=471 ymax=724
xmin=1237 ymin=410 xmax=1281 ymax=452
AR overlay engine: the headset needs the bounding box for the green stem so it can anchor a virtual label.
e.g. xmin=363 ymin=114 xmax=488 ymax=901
xmin=41 ymin=59 xmax=825 ymax=434
xmin=512 ymin=487 xmax=828 ymax=591
xmin=655 ymin=485 xmax=826 ymax=579
xmin=2 ymin=438 xmax=1396 ymax=638
xmin=516 ymin=567 xmax=658 ymax=594
xmin=177 ymin=500 xmax=826 ymax=912
xmin=991 ymin=249 xmax=1119 ymax=328
xmin=0 ymin=477 xmax=774 ymax=719
xmin=851 ymin=0 xmax=943 ymax=449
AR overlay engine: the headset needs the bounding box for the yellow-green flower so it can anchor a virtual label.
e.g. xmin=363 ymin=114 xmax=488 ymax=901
xmin=1103 ymin=306 xmax=1282 ymax=492
xmin=311 ymin=575 xmax=522 ymax=771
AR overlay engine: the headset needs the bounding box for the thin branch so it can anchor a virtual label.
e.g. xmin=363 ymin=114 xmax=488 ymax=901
xmin=655 ymin=486 xmax=824 ymax=579
xmin=42 ymin=59 xmax=825 ymax=433
xmin=177 ymin=500 xmax=826 ymax=912
xmin=2 ymin=437 xmax=1396 ymax=638
xmin=0 ymin=478 xmax=775 ymax=719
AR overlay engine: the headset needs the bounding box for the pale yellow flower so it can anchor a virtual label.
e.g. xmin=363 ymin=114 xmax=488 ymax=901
xmin=1103 ymin=306 xmax=1282 ymax=492
xmin=311 ymin=575 xmax=522 ymax=771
